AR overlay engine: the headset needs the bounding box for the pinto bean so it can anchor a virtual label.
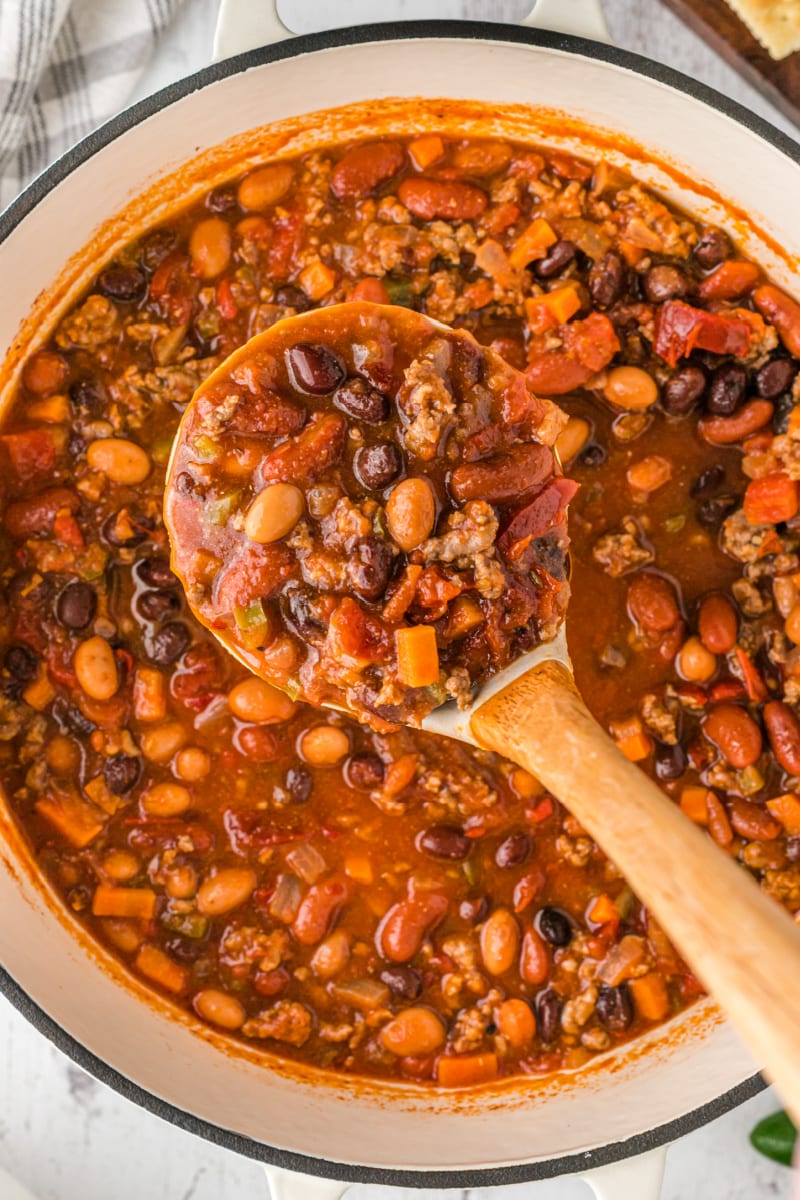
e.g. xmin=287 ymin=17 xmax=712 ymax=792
xmin=451 ymin=141 xmax=512 ymax=177
xmin=480 ymin=907 xmax=520 ymax=975
xmin=4 ymin=485 xmax=79 ymax=539
xmin=398 ymin=177 xmax=488 ymax=221
xmin=380 ymin=1007 xmax=445 ymax=1057
xmin=331 ymin=142 xmax=405 ymax=200
xmin=449 ymin=443 xmax=554 ymax=504
xmin=197 ymin=867 xmax=257 ymax=916
xmin=627 ymin=573 xmax=680 ymax=633
xmin=237 ymin=163 xmax=294 ymax=211
xmin=698 ymin=400 xmax=773 ymax=446
xmin=292 ymin=875 xmax=352 ymax=945
xmin=74 ymin=636 xmax=118 ymax=701
xmin=193 ymin=988 xmax=246 ymax=1030
xmin=697 ymin=593 xmax=738 ymax=655
xmin=189 ymin=217 xmax=231 ymax=279
xmin=386 ymin=477 xmax=436 ymax=551
xmin=378 ymin=891 xmax=448 ymax=962
xmin=703 ymin=703 xmax=762 ymax=768
xmin=764 ymin=700 xmax=800 ymax=776
xmin=495 ymin=998 xmax=536 ymax=1048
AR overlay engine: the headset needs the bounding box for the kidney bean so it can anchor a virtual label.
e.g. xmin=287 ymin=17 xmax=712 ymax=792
xmin=520 ymin=926 xmax=550 ymax=985
xmin=697 ymin=592 xmax=738 ymax=654
xmin=380 ymin=965 xmax=423 ymax=1000
xmin=536 ymin=989 xmax=563 ymax=1044
xmin=378 ymin=891 xmax=448 ymax=962
xmin=588 ymin=251 xmax=625 ymax=308
xmin=254 ymin=967 xmax=291 ymax=997
xmin=330 ymin=141 xmax=405 ymax=200
xmin=260 ymin=414 xmax=347 ymax=485
xmin=345 ymin=753 xmax=385 ymax=790
xmin=698 ymin=400 xmax=773 ymax=446
xmin=459 ymin=894 xmax=489 ymax=923
xmin=763 ymin=700 xmax=800 ymax=776
xmin=285 ymin=765 xmax=313 ymax=803
xmin=417 ymin=825 xmax=470 ymax=861
xmin=655 ymin=742 xmax=687 ymax=781
xmin=694 ymin=227 xmax=732 ymax=268
xmin=285 ymin=344 xmax=346 ymax=395
xmin=533 ymin=239 xmax=576 ymax=278
xmin=643 ymin=264 xmax=688 ymax=303
xmin=495 ymin=832 xmax=531 ymax=869
xmin=728 ymin=796 xmax=781 ymax=841
xmin=292 ymin=875 xmax=352 ymax=945
xmin=596 ymin=983 xmax=634 ymax=1031
xmin=354 ymin=442 xmax=403 ymax=490
xmin=333 ymin=377 xmax=390 ymax=423
xmin=753 ymin=284 xmax=800 ymax=357
xmin=662 ymin=365 xmax=707 ymax=416
xmin=147 ymin=622 xmax=190 ymax=666
xmin=56 ymin=581 xmax=97 ymax=631
xmin=706 ymin=363 xmax=747 ymax=417
xmin=4 ymin=485 xmax=80 ymax=540
xmin=135 ymin=557 xmax=179 ymax=590
xmin=235 ymin=725 xmax=278 ymax=763
xmin=4 ymin=644 xmax=38 ymax=681
xmin=98 ymin=266 xmax=147 ymax=302
xmin=536 ymin=907 xmax=573 ymax=947
xmin=449 ymin=443 xmax=554 ymax=505
xmin=703 ymin=703 xmax=762 ymax=768
xmin=480 ymin=908 xmax=520 ymax=975
xmin=627 ymin=572 xmax=680 ymax=634
xmin=103 ymin=752 xmax=141 ymax=795
xmin=398 ymin=177 xmax=488 ymax=221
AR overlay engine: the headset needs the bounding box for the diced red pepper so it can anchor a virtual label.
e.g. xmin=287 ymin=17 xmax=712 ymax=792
xmin=735 ymin=647 xmax=768 ymax=703
xmin=216 ymin=276 xmax=238 ymax=320
xmin=743 ymin=472 xmax=799 ymax=526
xmin=53 ymin=511 xmax=84 ymax=549
xmin=499 ymin=478 xmax=579 ymax=559
xmin=327 ymin=597 xmax=390 ymax=666
xmin=267 ymin=208 xmax=304 ymax=279
xmin=1 ymin=427 xmax=59 ymax=480
xmin=653 ymin=299 xmax=751 ymax=367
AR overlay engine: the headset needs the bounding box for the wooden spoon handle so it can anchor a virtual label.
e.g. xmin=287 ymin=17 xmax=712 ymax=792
xmin=471 ymin=659 xmax=800 ymax=1123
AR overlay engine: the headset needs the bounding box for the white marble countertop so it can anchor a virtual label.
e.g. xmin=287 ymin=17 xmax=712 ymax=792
xmin=0 ymin=2 xmax=796 ymax=1197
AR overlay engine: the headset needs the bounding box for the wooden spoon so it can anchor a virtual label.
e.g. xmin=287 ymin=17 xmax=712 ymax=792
xmin=165 ymin=302 xmax=800 ymax=1120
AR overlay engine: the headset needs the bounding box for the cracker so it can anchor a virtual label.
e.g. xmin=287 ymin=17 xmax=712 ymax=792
xmin=726 ymin=0 xmax=800 ymax=58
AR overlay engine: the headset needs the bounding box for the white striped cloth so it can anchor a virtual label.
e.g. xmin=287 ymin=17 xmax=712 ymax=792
xmin=0 ymin=0 xmax=185 ymax=211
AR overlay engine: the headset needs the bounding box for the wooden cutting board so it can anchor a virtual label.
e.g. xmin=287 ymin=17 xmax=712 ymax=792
xmin=661 ymin=0 xmax=800 ymax=127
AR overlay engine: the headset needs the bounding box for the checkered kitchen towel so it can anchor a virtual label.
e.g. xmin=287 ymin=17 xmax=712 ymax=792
xmin=0 ymin=0 xmax=186 ymax=212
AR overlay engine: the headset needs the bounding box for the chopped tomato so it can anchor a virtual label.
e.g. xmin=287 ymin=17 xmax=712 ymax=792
xmin=149 ymin=251 xmax=197 ymax=325
xmin=499 ymin=478 xmax=579 ymax=559
xmin=653 ymin=299 xmax=751 ymax=367
xmin=526 ymin=312 xmax=620 ymax=395
xmin=1 ymin=427 xmax=59 ymax=479
xmin=743 ymin=472 xmax=800 ymax=526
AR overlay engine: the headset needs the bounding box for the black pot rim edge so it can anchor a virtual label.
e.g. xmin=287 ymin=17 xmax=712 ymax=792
xmin=0 ymin=18 xmax=781 ymax=1189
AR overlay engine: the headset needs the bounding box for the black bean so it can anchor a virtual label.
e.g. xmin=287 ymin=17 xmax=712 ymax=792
xmin=786 ymin=837 xmax=800 ymax=863
xmin=136 ymin=589 xmax=181 ymax=622
xmin=380 ymin=966 xmax=423 ymax=1000
xmin=579 ymin=443 xmax=607 ymax=467
xmin=706 ymin=362 xmax=747 ymax=416
xmin=349 ymin=537 xmax=392 ymax=603
xmin=495 ymin=832 xmax=531 ymax=869
xmin=354 ymin=442 xmax=402 ymax=490
xmin=103 ymin=752 xmax=141 ymax=795
xmin=663 ymin=365 xmax=706 ymax=416
xmin=588 ymin=251 xmax=625 ymax=308
xmin=345 ymin=753 xmax=385 ymax=790
xmin=147 ymin=621 xmax=190 ymax=665
xmin=536 ymin=906 xmax=573 ymax=947
xmin=536 ymin=989 xmax=563 ymax=1043
xmin=757 ymin=357 xmax=797 ymax=400
xmin=459 ymin=894 xmax=490 ymax=923
xmin=68 ymin=432 xmax=86 ymax=459
xmin=140 ymin=230 xmax=177 ymax=271
xmin=4 ymin=644 xmax=38 ymax=681
xmin=134 ymin=557 xmax=179 ymax=590
xmin=98 ymin=266 xmax=147 ymax=303
xmin=533 ymin=239 xmax=576 ymax=278
xmin=286 ymin=343 xmax=346 ymax=394
xmin=697 ymin=495 xmax=737 ymax=528
xmin=643 ymin=264 xmax=688 ymax=303
xmin=281 ymin=586 xmax=327 ymax=642
xmin=165 ymin=936 xmax=206 ymax=963
xmin=52 ymin=697 xmax=95 ymax=736
xmin=56 ymin=581 xmax=97 ymax=631
xmin=417 ymin=825 xmax=471 ymax=861
xmin=175 ymin=472 xmax=200 ymax=497
xmin=102 ymin=510 xmax=154 ymax=548
xmin=694 ymin=227 xmax=732 ymax=269
xmin=595 ymin=983 xmax=634 ymax=1032
xmin=286 ymin=765 xmax=313 ymax=804
xmin=275 ymin=286 xmax=311 ymax=312
xmin=690 ymin=464 xmax=725 ymax=497
xmin=773 ymin=392 xmax=795 ymax=435
xmin=206 ymin=186 xmax=238 ymax=213
xmin=655 ymin=741 xmax=687 ymax=781
xmin=334 ymin=377 xmax=390 ymax=423
xmin=70 ymin=378 xmax=106 ymax=412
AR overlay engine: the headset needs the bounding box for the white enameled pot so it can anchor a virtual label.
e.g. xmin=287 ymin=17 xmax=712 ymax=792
xmin=3 ymin=1 xmax=798 ymax=1195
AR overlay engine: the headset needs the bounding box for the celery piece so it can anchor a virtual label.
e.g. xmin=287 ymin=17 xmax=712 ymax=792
xmin=383 ymin=276 xmax=414 ymax=307
xmin=207 ymin=490 xmax=241 ymax=526
xmin=191 ymin=434 xmax=219 ymax=460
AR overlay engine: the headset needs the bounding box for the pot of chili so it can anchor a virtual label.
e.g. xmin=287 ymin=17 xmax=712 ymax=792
xmin=1 ymin=0 xmax=799 ymax=1195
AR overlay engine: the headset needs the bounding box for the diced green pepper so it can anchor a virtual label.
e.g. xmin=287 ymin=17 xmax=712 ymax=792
xmin=750 ymin=1110 xmax=796 ymax=1166
xmin=151 ymin=434 xmax=175 ymax=466
xmin=162 ymin=911 xmax=209 ymax=939
xmin=383 ymin=277 xmax=415 ymax=307
xmin=738 ymin=764 xmax=764 ymax=795
xmin=235 ymin=601 xmax=267 ymax=630
xmin=206 ymin=490 xmax=241 ymax=526
xmin=191 ymin=434 xmax=219 ymax=461
xmin=664 ymin=514 xmax=686 ymax=534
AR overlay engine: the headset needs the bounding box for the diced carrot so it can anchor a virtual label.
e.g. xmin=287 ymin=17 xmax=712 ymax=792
xmin=408 ymin=134 xmax=445 ymax=170
xmin=767 ymin=793 xmax=800 ymax=835
xmin=35 ymin=793 xmax=105 ymax=848
xmin=22 ymin=669 xmax=54 ymax=711
xmin=734 ymin=646 xmax=768 ymax=702
xmin=615 ymin=731 xmax=653 ymax=762
xmin=626 ymin=454 xmax=672 ymax=494
xmin=92 ymin=884 xmax=157 ymax=920
xmin=587 ymin=893 xmax=619 ymax=927
xmin=135 ymin=944 xmax=189 ymax=994
xmin=133 ymin=666 xmax=167 ymax=722
xmin=524 ymin=282 xmax=582 ymax=332
xmin=27 ymin=394 xmax=69 ymax=423
xmin=383 ymin=564 xmax=423 ymax=624
xmin=526 ymin=796 xmax=554 ymax=823
xmin=679 ymin=786 xmax=711 ymax=825
xmin=629 ymin=973 xmax=671 ymax=1021
xmin=350 ymin=277 xmax=390 ymax=305
xmin=436 ymin=1051 xmax=498 ymax=1088
xmin=618 ymin=239 xmax=645 ymax=267
xmin=508 ymin=217 xmax=557 ymax=269
xmin=789 ymin=408 xmax=800 ymax=438
xmin=298 ymin=260 xmax=337 ymax=301
xmin=396 ymin=625 xmax=440 ymax=688
xmin=344 ymin=853 xmax=375 ymax=885
xmin=743 ymin=472 xmax=799 ymax=526
xmin=698 ymin=260 xmax=760 ymax=301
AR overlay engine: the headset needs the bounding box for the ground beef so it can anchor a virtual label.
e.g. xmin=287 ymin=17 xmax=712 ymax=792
xmin=592 ymin=519 xmax=654 ymax=577
xmin=242 ymin=1000 xmax=313 ymax=1047
xmin=397 ymin=347 xmax=456 ymax=461
xmin=56 ymin=295 xmax=120 ymax=350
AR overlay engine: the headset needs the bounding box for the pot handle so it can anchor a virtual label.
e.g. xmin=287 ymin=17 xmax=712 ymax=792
xmin=579 ymin=1146 xmax=667 ymax=1200
xmin=263 ymin=1165 xmax=348 ymax=1200
xmin=521 ymin=0 xmax=611 ymax=43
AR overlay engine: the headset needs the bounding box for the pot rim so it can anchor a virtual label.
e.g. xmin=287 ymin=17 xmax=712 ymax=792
xmin=0 ymin=17 xmax=779 ymax=1187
